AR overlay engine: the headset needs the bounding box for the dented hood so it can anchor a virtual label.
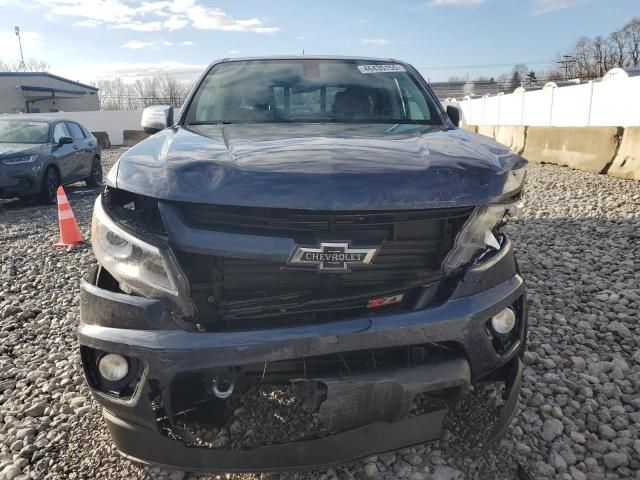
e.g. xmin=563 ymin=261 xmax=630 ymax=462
xmin=111 ymin=123 xmax=526 ymax=210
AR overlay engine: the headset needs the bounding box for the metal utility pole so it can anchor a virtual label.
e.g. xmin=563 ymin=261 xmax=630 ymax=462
xmin=557 ymin=55 xmax=574 ymax=80
xmin=15 ymin=26 xmax=27 ymax=71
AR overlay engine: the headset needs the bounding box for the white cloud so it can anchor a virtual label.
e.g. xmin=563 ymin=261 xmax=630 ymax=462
xmin=35 ymin=0 xmax=279 ymax=34
xmin=74 ymin=19 xmax=101 ymax=27
xmin=186 ymin=5 xmax=279 ymax=33
xmin=168 ymin=0 xmax=195 ymax=13
xmin=56 ymin=60 xmax=207 ymax=82
xmin=112 ymin=21 xmax=163 ymax=31
xmin=38 ymin=0 xmax=138 ymax=23
xmin=361 ymin=38 xmax=392 ymax=46
xmin=0 ymin=31 xmax=43 ymax=58
xmin=228 ymin=49 xmax=240 ymax=54
xmin=427 ymin=0 xmax=484 ymax=5
xmin=296 ymin=36 xmax=305 ymax=40
xmin=135 ymin=1 xmax=171 ymax=15
xmin=164 ymin=15 xmax=188 ymax=31
xmin=121 ymin=40 xmax=155 ymax=49
xmin=531 ymin=0 xmax=578 ymax=15
xmin=119 ymin=39 xmax=194 ymax=49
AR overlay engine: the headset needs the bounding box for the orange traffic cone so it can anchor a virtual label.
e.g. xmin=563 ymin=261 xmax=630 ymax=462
xmin=54 ymin=186 xmax=85 ymax=248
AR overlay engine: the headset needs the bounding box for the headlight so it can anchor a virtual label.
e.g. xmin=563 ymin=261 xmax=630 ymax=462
xmin=91 ymin=196 xmax=177 ymax=297
xmin=1 ymin=155 xmax=38 ymax=165
xmin=502 ymin=166 xmax=526 ymax=197
xmin=443 ymin=201 xmax=522 ymax=274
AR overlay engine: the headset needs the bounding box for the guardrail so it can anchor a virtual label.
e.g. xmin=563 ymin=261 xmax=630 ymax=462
xmin=462 ymin=124 xmax=638 ymax=180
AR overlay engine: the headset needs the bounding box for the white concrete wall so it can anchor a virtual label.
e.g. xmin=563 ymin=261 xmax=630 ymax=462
xmin=31 ymin=110 xmax=143 ymax=146
xmin=455 ymin=74 xmax=640 ymax=127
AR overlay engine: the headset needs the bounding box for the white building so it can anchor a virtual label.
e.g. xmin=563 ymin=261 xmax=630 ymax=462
xmin=0 ymin=72 xmax=99 ymax=114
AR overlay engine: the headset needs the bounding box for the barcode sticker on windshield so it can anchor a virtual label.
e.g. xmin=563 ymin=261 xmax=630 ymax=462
xmin=357 ymin=64 xmax=406 ymax=74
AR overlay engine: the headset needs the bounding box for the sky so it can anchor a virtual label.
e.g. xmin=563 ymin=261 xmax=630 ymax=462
xmin=0 ymin=0 xmax=637 ymax=84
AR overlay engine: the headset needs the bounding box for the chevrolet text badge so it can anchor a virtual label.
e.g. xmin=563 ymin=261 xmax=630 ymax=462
xmin=287 ymin=242 xmax=379 ymax=272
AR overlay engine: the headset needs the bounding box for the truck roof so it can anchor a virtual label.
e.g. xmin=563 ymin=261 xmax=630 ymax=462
xmin=219 ymin=55 xmax=402 ymax=63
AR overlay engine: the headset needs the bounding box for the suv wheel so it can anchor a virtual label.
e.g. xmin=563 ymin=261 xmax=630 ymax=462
xmin=85 ymin=157 xmax=103 ymax=187
xmin=38 ymin=166 xmax=59 ymax=205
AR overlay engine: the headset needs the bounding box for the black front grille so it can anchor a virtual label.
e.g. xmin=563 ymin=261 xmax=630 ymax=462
xmin=173 ymin=205 xmax=473 ymax=330
xmin=176 ymin=204 xmax=473 ymax=243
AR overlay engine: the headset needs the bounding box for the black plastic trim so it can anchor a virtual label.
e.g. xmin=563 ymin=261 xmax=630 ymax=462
xmin=104 ymin=408 xmax=448 ymax=472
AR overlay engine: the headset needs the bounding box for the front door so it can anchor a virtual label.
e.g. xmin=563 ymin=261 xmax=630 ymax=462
xmin=66 ymin=122 xmax=92 ymax=179
xmin=51 ymin=122 xmax=76 ymax=183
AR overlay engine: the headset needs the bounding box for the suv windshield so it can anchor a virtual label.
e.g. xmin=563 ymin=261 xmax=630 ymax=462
xmin=0 ymin=120 xmax=50 ymax=144
xmin=185 ymin=59 xmax=443 ymax=125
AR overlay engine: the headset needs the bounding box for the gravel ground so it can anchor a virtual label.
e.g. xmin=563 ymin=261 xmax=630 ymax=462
xmin=1 ymin=151 xmax=639 ymax=480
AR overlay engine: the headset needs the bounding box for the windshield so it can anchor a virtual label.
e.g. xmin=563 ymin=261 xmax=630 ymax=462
xmin=0 ymin=120 xmax=50 ymax=144
xmin=185 ymin=60 xmax=443 ymax=126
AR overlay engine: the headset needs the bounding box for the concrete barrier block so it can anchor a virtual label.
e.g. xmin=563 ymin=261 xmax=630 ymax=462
xmin=123 ymin=130 xmax=151 ymax=147
xmin=608 ymin=127 xmax=640 ymax=180
xmin=477 ymin=125 xmax=495 ymax=139
xmin=494 ymin=126 xmax=526 ymax=155
xmin=92 ymin=131 xmax=111 ymax=149
xmin=523 ymin=127 xmax=622 ymax=173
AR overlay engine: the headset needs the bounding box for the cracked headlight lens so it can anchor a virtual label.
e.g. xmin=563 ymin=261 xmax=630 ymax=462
xmin=443 ymin=201 xmax=522 ymax=274
xmin=91 ymin=197 xmax=177 ymax=296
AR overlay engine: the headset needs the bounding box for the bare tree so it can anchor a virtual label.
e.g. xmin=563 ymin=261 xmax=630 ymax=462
xmin=97 ymin=78 xmax=133 ymax=110
xmin=0 ymin=58 xmax=50 ymax=72
xmin=133 ymin=77 xmax=162 ymax=107
xmin=591 ymin=36 xmax=614 ymax=75
xmin=610 ymin=30 xmax=628 ymax=68
xmin=97 ymin=75 xmax=193 ymax=110
xmin=160 ymin=75 xmax=190 ymax=108
xmin=623 ymin=17 xmax=640 ymax=67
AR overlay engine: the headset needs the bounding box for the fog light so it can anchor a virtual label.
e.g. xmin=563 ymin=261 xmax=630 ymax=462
xmin=491 ymin=308 xmax=516 ymax=334
xmin=98 ymin=353 xmax=129 ymax=382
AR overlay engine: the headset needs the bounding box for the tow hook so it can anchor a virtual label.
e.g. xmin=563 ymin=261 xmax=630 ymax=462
xmin=212 ymin=377 xmax=235 ymax=399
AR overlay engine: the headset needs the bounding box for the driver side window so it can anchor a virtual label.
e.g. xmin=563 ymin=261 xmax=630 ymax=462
xmin=53 ymin=122 xmax=70 ymax=143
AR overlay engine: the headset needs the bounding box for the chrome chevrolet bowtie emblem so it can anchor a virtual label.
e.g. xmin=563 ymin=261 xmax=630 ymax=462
xmin=287 ymin=242 xmax=379 ymax=272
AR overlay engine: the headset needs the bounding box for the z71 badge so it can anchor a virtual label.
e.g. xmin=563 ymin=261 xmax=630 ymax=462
xmin=287 ymin=242 xmax=379 ymax=272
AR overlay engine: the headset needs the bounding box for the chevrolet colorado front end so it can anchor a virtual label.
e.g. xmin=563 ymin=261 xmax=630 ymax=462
xmin=78 ymin=56 xmax=527 ymax=472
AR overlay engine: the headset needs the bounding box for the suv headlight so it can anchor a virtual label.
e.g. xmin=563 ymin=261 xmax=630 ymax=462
xmin=1 ymin=155 xmax=38 ymax=165
xmin=443 ymin=201 xmax=522 ymax=274
xmin=91 ymin=196 xmax=178 ymax=298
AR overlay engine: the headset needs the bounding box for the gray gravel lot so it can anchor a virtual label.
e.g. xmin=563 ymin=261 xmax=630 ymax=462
xmin=1 ymin=149 xmax=639 ymax=480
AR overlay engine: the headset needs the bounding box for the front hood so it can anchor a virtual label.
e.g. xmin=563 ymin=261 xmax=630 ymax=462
xmin=0 ymin=143 xmax=43 ymax=159
xmin=112 ymin=124 xmax=526 ymax=210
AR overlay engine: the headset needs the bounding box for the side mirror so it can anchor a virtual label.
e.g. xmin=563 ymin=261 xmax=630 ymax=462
xmin=58 ymin=136 xmax=74 ymax=145
xmin=446 ymin=105 xmax=460 ymax=127
xmin=141 ymin=105 xmax=174 ymax=134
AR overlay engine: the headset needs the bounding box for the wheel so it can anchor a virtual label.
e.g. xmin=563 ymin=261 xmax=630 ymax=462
xmin=38 ymin=167 xmax=59 ymax=205
xmin=85 ymin=157 xmax=103 ymax=187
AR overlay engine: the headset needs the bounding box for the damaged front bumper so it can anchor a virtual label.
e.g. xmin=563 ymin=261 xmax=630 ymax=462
xmin=100 ymin=358 xmax=521 ymax=472
xmin=78 ymin=240 xmax=526 ymax=472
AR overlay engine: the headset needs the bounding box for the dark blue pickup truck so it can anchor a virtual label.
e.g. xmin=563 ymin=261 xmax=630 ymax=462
xmin=79 ymin=56 xmax=527 ymax=472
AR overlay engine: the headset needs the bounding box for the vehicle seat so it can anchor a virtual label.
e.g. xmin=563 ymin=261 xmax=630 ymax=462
xmin=224 ymin=86 xmax=276 ymax=121
xmin=332 ymin=87 xmax=372 ymax=118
